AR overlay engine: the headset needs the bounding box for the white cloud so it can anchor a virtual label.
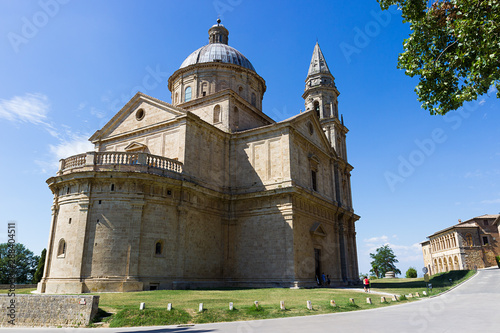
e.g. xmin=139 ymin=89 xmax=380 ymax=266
xmin=481 ymin=198 xmax=500 ymax=205
xmin=479 ymin=99 xmax=486 ymax=105
xmin=90 ymin=107 xmax=106 ymax=119
xmin=36 ymin=134 xmax=94 ymax=173
xmin=464 ymin=169 xmax=482 ymax=178
xmin=362 ymin=235 xmax=422 ymax=263
xmin=49 ymin=135 xmax=94 ymax=162
xmin=0 ymin=93 xmax=50 ymax=125
xmin=363 ymin=235 xmax=389 ymax=244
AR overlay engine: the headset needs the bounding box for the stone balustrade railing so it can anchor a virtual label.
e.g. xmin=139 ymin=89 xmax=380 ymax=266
xmin=58 ymin=151 xmax=183 ymax=175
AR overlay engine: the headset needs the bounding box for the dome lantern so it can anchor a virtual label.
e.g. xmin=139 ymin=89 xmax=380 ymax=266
xmin=208 ymin=18 xmax=229 ymax=45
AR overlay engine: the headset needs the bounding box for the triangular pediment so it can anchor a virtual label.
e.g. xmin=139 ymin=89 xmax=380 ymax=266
xmin=310 ymin=222 xmax=327 ymax=237
xmin=89 ymin=92 xmax=187 ymax=143
xmin=281 ymin=111 xmax=335 ymax=156
xmin=124 ymin=142 xmax=148 ymax=152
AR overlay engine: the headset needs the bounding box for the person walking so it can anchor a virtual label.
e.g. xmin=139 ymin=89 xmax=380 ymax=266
xmin=363 ymin=276 xmax=370 ymax=292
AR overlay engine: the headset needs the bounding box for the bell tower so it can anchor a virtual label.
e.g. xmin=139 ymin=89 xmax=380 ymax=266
xmin=302 ymin=42 xmax=347 ymax=162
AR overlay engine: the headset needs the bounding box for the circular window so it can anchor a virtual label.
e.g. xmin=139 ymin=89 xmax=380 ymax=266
xmin=308 ymin=122 xmax=314 ymax=135
xmin=136 ymin=108 xmax=145 ymax=121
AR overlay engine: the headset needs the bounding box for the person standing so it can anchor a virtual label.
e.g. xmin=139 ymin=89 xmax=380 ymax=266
xmin=363 ymin=276 xmax=370 ymax=292
xmin=321 ymin=272 xmax=326 ymax=286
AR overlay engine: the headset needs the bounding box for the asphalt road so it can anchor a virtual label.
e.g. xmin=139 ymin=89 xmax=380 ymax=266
xmin=6 ymin=267 xmax=499 ymax=332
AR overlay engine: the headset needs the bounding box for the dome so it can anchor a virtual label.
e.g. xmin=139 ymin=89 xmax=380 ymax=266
xmin=179 ymin=19 xmax=256 ymax=72
xmin=179 ymin=43 xmax=256 ymax=72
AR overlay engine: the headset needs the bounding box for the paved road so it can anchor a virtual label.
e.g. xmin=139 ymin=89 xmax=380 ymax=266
xmin=6 ymin=267 xmax=499 ymax=332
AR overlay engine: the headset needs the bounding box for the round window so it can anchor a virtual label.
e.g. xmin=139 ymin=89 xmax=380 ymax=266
xmin=136 ymin=108 xmax=145 ymax=121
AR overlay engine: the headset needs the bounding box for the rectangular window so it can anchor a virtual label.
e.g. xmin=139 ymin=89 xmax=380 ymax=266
xmin=311 ymin=170 xmax=317 ymax=191
xmin=484 ymin=220 xmax=488 ymax=226
xmin=483 ymin=236 xmax=489 ymax=245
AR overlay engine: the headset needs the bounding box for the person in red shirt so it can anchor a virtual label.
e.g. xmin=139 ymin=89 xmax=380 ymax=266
xmin=363 ymin=276 xmax=370 ymax=292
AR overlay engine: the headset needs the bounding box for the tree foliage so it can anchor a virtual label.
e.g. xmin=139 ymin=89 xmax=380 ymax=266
xmin=0 ymin=243 xmax=39 ymax=284
xmin=32 ymin=248 xmax=46 ymax=284
xmin=406 ymin=266 xmax=418 ymax=278
xmin=370 ymin=244 xmax=401 ymax=278
xmin=378 ymin=0 xmax=500 ymax=115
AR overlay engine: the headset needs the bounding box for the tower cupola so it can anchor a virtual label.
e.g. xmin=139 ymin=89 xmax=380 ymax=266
xmin=302 ymin=42 xmax=340 ymax=120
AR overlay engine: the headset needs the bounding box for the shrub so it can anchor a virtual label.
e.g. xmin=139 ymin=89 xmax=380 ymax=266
xmin=496 ymin=256 xmax=500 ymax=268
xmin=405 ymin=267 xmax=417 ymax=278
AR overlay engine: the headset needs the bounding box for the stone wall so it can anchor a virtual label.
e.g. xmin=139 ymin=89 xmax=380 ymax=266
xmin=0 ymin=294 xmax=99 ymax=327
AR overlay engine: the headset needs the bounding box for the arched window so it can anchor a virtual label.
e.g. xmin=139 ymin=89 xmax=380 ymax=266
xmin=238 ymin=86 xmax=244 ymax=96
xmin=314 ymin=101 xmax=320 ymax=118
xmin=202 ymin=82 xmax=208 ymax=97
xmin=213 ymin=105 xmax=221 ymax=123
xmin=57 ymin=239 xmax=66 ymax=257
xmin=155 ymin=240 xmax=163 ymax=256
xmin=185 ymin=87 xmax=192 ymax=102
xmin=465 ymin=233 xmax=473 ymax=247
xmin=251 ymin=93 xmax=256 ymax=107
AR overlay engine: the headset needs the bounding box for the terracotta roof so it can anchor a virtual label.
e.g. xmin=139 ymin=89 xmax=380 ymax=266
xmin=462 ymin=214 xmax=500 ymax=223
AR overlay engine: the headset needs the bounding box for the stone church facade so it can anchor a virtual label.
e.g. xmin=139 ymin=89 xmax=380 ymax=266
xmin=421 ymin=214 xmax=500 ymax=275
xmin=38 ymin=21 xmax=360 ymax=294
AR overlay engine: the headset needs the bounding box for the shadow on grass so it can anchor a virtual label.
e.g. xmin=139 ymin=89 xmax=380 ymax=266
xmin=371 ymin=270 xmax=473 ymax=290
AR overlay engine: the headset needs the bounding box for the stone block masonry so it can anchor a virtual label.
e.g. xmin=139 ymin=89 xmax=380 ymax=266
xmin=0 ymin=294 xmax=99 ymax=327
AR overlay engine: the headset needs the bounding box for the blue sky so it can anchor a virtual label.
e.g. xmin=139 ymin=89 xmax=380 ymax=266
xmin=1 ymin=0 xmax=499 ymax=278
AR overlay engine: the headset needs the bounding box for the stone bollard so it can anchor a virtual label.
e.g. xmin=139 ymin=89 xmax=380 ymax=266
xmin=254 ymin=301 xmax=259 ymax=308
xmin=349 ymin=298 xmax=355 ymax=305
xmin=330 ymin=300 xmax=336 ymax=307
xmin=139 ymin=302 xmax=145 ymax=310
xmin=380 ymin=296 xmax=386 ymax=303
xmin=366 ymin=297 xmax=372 ymax=304
xmin=229 ymin=302 xmax=234 ymax=311
xmin=415 ymin=292 xmax=420 ymax=297
xmin=167 ymin=303 xmax=172 ymax=311
xmin=280 ymin=301 xmax=285 ymax=310
xmin=392 ymin=295 xmax=399 ymax=302
xmin=423 ymin=291 xmax=427 ymax=296
xmin=199 ymin=303 xmax=204 ymax=312
xmin=307 ymin=301 xmax=312 ymax=310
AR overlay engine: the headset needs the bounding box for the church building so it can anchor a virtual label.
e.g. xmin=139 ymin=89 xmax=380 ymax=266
xmin=421 ymin=214 xmax=500 ymax=275
xmin=38 ymin=20 xmax=360 ymax=293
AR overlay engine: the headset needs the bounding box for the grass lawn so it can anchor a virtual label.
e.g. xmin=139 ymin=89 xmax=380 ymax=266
xmin=94 ymin=287 xmax=399 ymax=327
xmin=0 ymin=270 xmax=475 ymax=327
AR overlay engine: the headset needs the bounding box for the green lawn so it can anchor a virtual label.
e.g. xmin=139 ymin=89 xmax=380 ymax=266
xmin=0 ymin=270 xmax=475 ymax=327
xmin=94 ymin=287 xmax=403 ymax=327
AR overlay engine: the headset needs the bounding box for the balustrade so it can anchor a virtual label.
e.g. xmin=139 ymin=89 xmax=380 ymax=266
xmin=60 ymin=151 xmax=182 ymax=174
